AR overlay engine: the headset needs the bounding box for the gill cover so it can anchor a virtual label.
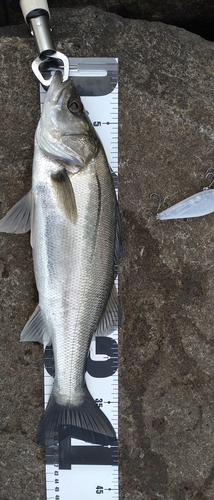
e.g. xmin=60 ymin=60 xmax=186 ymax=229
xmin=36 ymin=71 xmax=99 ymax=166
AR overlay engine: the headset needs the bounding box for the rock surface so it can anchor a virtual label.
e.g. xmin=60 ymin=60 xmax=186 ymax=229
xmin=1 ymin=6 xmax=214 ymax=500
xmin=2 ymin=1 xmax=214 ymax=41
xmin=120 ymin=0 xmax=214 ymax=25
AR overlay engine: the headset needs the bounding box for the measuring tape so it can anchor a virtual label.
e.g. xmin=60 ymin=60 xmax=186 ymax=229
xmin=39 ymin=57 xmax=119 ymax=500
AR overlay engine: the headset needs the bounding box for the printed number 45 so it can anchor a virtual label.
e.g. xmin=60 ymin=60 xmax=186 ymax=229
xmin=96 ymin=485 xmax=104 ymax=494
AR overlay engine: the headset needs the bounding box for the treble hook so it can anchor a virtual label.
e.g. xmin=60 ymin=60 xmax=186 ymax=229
xmin=149 ymin=193 xmax=169 ymax=214
xmin=203 ymin=167 xmax=214 ymax=190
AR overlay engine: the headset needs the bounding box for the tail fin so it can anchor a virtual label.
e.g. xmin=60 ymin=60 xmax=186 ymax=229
xmin=37 ymin=387 xmax=117 ymax=446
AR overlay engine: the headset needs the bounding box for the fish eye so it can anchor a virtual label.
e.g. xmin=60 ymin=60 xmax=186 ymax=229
xmin=68 ymin=99 xmax=83 ymax=115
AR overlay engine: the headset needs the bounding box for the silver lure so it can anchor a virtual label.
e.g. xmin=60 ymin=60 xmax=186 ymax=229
xmin=157 ymin=189 xmax=214 ymax=220
xmin=0 ymin=71 xmax=121 ymax=446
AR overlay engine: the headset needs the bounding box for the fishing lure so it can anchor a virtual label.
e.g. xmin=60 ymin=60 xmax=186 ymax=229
xmin=157 ymin=188 xmax=214 ymax=220
xmin=156 ymin=168 xmax=214 ymax=220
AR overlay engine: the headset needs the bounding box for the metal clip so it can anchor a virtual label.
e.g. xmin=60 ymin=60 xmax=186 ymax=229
xmin=32 ymin=51 xmax=70 ymax=86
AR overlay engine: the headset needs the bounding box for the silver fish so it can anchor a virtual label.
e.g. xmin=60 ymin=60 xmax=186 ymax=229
xmin=0 ymin=71 xmax=121 ymax=446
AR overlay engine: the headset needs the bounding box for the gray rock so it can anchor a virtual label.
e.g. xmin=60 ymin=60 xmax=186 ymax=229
xmin=1 ymin=6 xmax=214 ymax=500
xmin=121 ymin=0 xmax=214 ymax=25
xmin=2 ymin=1 xmax=214 ymax=39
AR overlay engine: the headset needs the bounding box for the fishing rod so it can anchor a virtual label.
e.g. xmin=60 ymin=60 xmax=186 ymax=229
xmin=7 ymin=0 xmax=69 ymax=85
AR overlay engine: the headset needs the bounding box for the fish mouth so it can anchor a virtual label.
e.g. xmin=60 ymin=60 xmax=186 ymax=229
xmin=49 ymin=70 xmax=72 ymax=104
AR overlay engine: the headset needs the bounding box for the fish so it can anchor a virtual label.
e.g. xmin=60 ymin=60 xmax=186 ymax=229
xmin=0 ymin=71 xmax=121 ymax=447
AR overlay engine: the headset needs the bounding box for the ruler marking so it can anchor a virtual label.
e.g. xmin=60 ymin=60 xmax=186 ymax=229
xmin=44 ymin=57 xmax=119 ymax=500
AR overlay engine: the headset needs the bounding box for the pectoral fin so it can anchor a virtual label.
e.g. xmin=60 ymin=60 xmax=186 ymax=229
xmin=20 ymin=305 xmax=51 ymax=348
xmin=51 ymin=168 xmax=77 ymax=224
xmin=94 ymin=284 xmax=122 ymax=337
xmin=0 ymin=191 xmax=32 ymax=234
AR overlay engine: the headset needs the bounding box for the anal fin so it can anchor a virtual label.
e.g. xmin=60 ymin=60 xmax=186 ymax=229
xmin=20 ymin=305 xmax=51 ymax=347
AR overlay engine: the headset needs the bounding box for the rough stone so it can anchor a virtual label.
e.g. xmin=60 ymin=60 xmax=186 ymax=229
xmin=1 ymin=6 xmax=214 ymax=500
xmin=2 ymin=1 xmax=214 ymax=41
xmin=120 ymin=0 xmax=214 ymax=25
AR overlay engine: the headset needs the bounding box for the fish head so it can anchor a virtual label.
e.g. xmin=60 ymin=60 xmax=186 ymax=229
xmin=36 ymin=71 xmax=99 ymax=168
